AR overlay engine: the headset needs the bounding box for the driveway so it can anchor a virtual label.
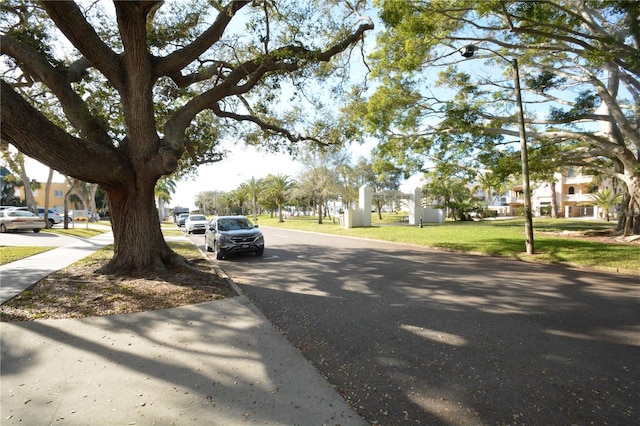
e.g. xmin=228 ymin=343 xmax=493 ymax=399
xmin=192 ymin=227 xmax=640 ymax=425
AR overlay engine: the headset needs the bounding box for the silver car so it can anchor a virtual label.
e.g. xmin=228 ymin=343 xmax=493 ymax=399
xmin=0 ymin=210 xmax=46 ymax=233
xmin=7 ymin=206 xmax=64 ymax=227
xmin=204 ymin=215 xmax=264 ymax=260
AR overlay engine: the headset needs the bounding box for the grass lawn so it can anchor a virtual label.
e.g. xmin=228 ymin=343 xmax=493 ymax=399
xmin=0 ymin=246 xmax=56 ymax=265
xmin=43 ymin=225 xmax=108 ymax=239
xmin=256 ymin=214 xmax=639 ymax=274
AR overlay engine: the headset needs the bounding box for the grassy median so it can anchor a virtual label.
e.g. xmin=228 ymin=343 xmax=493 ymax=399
xmin=254 ymin=215 xmax=639 ymax=274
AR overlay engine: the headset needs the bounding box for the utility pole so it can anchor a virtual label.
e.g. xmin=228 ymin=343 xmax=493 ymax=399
xmin=461 ymin=46 xmax=534 ymax=254
xmin=512 ymin=58 xmax=534 ymax=255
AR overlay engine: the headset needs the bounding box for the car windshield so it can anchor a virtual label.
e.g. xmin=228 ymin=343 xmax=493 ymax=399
xmin=189 ymin=215 xmax=206 ymax=221
xmin=218 ymin=218 xmax=253 ymax=231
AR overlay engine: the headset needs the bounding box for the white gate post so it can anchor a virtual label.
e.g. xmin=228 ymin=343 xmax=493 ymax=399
xmin=359 ymin=185 xmax=372 ymax=227
xmin=408 ymin=187 xmax=422 ymax=225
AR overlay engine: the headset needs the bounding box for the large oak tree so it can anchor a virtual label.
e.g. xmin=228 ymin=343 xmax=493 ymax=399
xmin=1 ymin=0 xmax=373 ymax=274
xmin=352 ymin=0 xmax=639 ymax=234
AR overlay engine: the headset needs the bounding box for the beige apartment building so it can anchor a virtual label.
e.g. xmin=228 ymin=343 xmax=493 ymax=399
xmin=500 ymin=168 xmax=615 ymax=219
xmin=13 ymin=181 xmax=72 ymax=212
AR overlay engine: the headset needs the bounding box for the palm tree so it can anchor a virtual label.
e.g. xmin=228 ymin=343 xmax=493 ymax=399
xmin=477 ymin=171 xmax=497 ymax=205
xmin=229 ymin=187 xmax=249 ymax=215
xmin=243 ymin=177 xmax=263 ymax=221
xmin=154 ymin=177 xmax=176 ymax=221
xmin=218 ymin=192 xmax=234 ymax=215
xmin=590 ymin=188 xmax=622 ymax=221
xmin=262 ymin=174 xmax=294 ymax=222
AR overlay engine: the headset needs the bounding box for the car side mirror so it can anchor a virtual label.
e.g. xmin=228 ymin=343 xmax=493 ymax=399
xmin=254 ymin=225 xmax=259 ymax=228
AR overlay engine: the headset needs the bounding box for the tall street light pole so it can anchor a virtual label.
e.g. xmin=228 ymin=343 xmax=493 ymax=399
xmin=511 ymin=58 xmax=534 ymax=255
xmin=461 ymin=45 xmax=534 ymax=254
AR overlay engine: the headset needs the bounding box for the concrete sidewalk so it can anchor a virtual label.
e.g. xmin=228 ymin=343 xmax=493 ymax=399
xmin=1 ymin=233 xmax=366 ymax=425
xmin=0 ymin=232 xmax=114 ymax=304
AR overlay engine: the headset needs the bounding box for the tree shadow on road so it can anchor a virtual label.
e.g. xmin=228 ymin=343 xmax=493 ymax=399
xmin=232 ymin=244 xmax=640 ymax=425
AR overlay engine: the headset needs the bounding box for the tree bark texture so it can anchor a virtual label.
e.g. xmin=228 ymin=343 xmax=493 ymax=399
xmin=101 ymin=178 xmax=178 ymax=275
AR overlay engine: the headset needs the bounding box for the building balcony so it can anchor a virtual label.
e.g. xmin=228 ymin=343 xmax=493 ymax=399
xmin=563 ymin=194 xmax=595 ymax=204
xmin=563 ymin=175 xmax=593 ymax=185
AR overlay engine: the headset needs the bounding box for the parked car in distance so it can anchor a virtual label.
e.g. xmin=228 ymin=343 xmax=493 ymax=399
xmin=5 ymin=206 xmax=63 ymax=227
xmin=176 ymin=213 xmax=190 ymax=227
xmin=204 ymin=215 xmax=264 ymax=260
xmin=38 ymin=207 xmax=63 ymax=226
xmin=0 ymin=210 xmax=46 ymax=233
xmin=184 ymin=214 xmax=208 ymax=234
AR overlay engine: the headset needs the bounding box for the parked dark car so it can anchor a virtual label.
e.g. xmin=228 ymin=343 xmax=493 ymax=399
xmin=204 ymin=215 xmax=264 ymax=260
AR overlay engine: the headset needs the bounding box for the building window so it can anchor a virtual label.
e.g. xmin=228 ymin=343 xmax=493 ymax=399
xmin=54 ymin=190 xmax=64 ymax=197
xmin=568 ymin=186 xmax=575 ymax=195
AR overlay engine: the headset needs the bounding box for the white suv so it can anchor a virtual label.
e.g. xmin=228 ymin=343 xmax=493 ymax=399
xmin=184 ymin=214 xmax=208 ymax=234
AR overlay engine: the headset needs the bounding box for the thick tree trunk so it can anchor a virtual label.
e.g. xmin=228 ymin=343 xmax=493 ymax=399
xmin=617 ymin=176 xmax=640 ymax=236
xmin=618 ymin=195 xmax=640 ymax=236
xmin=98 ymin=180 xmax=182 ymax=276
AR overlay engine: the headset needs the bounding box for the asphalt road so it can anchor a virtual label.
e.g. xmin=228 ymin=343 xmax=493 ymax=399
xmin=189 ymin=227 xmax=640 ymax=425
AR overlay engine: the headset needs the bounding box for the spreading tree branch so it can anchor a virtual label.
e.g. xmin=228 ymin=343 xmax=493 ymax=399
xmin=40 ymin=1 xmax=123 ymax=89
xmin=0 ymin=81 xmax=130 ymax=186
xmin=0 ymin=35 xmax=112 ymax=147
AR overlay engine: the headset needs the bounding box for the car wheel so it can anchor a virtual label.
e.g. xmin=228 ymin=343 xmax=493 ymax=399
xmin=255 ymin=247 xmax=264 ymax=256
xmin=0 ymin=224 xmax=6 ymax=233
xmin=48 ymin=219 xmax=55 ymax=227
xmin=33 ymin=228 xmax=41 ymax=233
xmin=214 ymin=243 xmax=224 ymax=260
